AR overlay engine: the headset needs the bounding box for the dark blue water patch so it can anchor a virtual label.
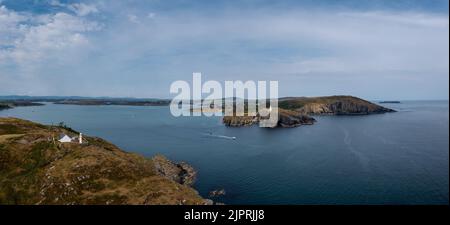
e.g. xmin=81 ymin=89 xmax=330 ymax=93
xmin=1 ymin=101 xmax=448 ymax=204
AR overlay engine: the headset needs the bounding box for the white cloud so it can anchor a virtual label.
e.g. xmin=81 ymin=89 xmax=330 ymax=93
xmin=50 ymin=0 xmax=98 ymax=16
xmin=0 ymin=4 xmax=101 ymax=79
xmin=68 ymin=3 xmax=99 ymax=16
xmin=0 ymin=2 xmax=448 ymax=99
xmin=11 ymin=13 xmax=100 ymax=62
xmin=339 ymin=11 xmax=449 ymax=28
xmin=114 ymin=10 xmax=448 ymax=74
xmin=97 ymin=9 xmax=447 ymax=98
xmin=0 ymin=6 xmax=26 ymax=47
xmin=127 ymin=14 xmax=139 ymax=24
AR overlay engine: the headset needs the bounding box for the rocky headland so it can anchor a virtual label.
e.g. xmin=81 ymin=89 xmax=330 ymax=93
xmin=223 ymin=96 xmax=395 ymax=128
xmin=278 ymin=95 xmax=395 ymax=115
xmin=0 ymin=117 xmax=208 ymax=205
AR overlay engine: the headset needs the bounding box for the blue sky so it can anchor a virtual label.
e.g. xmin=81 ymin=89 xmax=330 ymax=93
xmin=0 ymin=0 xmax=448 ymax=100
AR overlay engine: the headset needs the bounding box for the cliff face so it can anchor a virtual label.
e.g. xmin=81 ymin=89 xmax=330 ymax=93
xmin=279 ymin=96 xmax=395 ymax=115
xmin=277 ymin=109 xmax=316 ymax=128
xmin=222 ymin=116 xmax=259 ymax=127
xmin=0 ymin=117 xmax=206 ymax=205
xmin=222 ymin=109 xmax=316 ymax=128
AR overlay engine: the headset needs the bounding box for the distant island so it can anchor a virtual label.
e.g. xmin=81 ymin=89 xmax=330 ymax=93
xmin=223 ymin=95 xmax=396 ymax=128
xmin=53 ymin=99 xmax=171 ymax=106
xmin=379 ymin=101 xmax=401 ymax=104
xmin=0 ymin=117 xmax=211 ymax=205
xmin=0 ymin=96 xmax=171 ymax=111
xmin=0 ymin=101 xmax=44 ymax=111
xmin=278 ymin=96 xmax=396 ymax=115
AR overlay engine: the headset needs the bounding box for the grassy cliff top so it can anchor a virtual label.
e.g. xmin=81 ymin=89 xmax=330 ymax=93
xmin=278 ymin=95 xmax=395 ymax=114
xmin=0 ymin=117 xmax=206 ymax=205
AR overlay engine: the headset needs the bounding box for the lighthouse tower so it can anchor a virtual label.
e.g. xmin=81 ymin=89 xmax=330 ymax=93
xmin=79 ymin=133 xmax=83 ymax=144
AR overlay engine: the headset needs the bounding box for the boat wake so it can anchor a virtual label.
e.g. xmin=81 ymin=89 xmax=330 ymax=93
xmin=203 ymin=132 xmax=236 ymax=140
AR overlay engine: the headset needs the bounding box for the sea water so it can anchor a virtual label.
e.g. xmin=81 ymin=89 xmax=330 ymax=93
xmin=1 ymin=101 xmax=448 ymax=204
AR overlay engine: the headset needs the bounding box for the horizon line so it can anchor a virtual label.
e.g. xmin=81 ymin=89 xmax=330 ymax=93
xmin=0 ymin=94 xmax=448 ymax=102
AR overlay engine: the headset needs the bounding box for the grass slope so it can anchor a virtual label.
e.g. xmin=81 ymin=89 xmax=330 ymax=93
xmin=0 ymin=117 xmax=206 ymax=205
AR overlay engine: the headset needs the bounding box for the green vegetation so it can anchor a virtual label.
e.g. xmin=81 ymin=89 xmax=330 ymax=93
xmin=278 ymin=95 xmax=395 ymax=114
xmin=278 ymin=101 xmax=305 ymax=110
xmin=0 ymin=124 xmax=22 ymax=134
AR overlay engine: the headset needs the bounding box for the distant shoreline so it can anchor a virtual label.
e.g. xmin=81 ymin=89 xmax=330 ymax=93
xmin=53 ymin=99 xmax=170 ymax=106
xmin=0 ymin=97 xmax=171 ymax=110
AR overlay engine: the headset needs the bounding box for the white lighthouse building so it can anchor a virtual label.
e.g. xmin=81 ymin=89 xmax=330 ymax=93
xmin=57 ymin=133 xmax=83 ymax=144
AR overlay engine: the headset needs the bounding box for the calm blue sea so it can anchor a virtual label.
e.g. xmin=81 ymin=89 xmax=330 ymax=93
xmin=1 ymin=101 xmax=448 ymax=204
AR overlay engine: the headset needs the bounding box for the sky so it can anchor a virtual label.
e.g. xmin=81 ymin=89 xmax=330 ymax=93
xmin=0 ymin=0 xmax=448 ymax=100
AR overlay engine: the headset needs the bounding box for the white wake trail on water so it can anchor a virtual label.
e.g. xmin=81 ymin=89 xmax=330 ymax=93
xmin=342 ymin=127 xmax=370 ymax=172
xmin=202 ymin=132 xmax=236 ymax=140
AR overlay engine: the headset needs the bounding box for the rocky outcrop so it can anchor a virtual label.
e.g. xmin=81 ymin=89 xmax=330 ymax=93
xmin=152 ymin=155 xmax=197 ymax=186
xmin=222 ymin=109 xmax=316 ymax=128
xmin=209 ymin=188 xmax=226 ymax=197
xmin=0 ymin=117 xmax=207 ymax=205
xmin=222 ymin=116 xmax=258 ymax=127
xmin=277 ymin=109 xmax=316 ymax=127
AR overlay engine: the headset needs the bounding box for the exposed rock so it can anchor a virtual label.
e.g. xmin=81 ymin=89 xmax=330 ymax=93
xmin=209 ymin=188 xmax=226 ymax=197
xmin=152 ymin=155 xmax=197 ymax=186
xmin=222 ymin=116 xmax=258 ymax=127
xmin=277 ymin=109 xmax=316 ymax=127
xmin=222 ymin=109 xmax=316 ymax=128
